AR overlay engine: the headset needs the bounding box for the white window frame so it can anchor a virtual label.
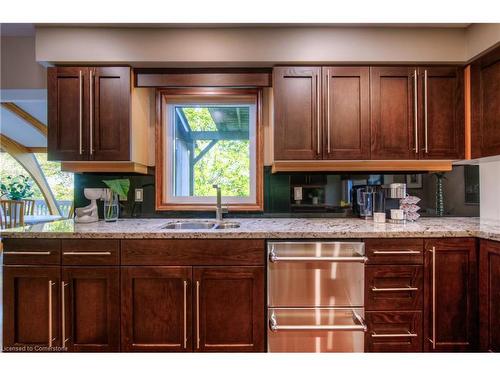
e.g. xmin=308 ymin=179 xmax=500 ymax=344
xmin=162 ymin=95 xmax=258 ymax=206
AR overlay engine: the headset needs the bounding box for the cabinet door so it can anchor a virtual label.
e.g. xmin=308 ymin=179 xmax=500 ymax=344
xmin=322 ymin=67 xmax=370 ymax=159
xmin=471 ymin=48 xmax=500 ymax=158
xmin=479 ymin=240 xmax=500 ymax=352
xmin=273 ymin=67 xmax=322 ymax=160
xmin=370 ymin=67 xmax=417 ymax=159
xmin=194 ymin=266 xmax=264 ymax=352
xmin=91 ymin=67 xmax=131 ymax=161
xmin=121 ymin=267 xmax=192 ymax=352
xmin=48 ymin=67 xmax=89 ymax=161
xmin=424 ymin=238 xmax=477 ymax=352
xmin=3 ymin=266 xmax=61 ymax=350
xmin=62 ymin=267 xmax=120 ymax=352
xmin=418 ymin=67 xmax=464 ymax=159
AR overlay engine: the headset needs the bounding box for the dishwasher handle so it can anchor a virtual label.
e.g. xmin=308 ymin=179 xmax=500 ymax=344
xmin=269 ymin=310 xmax=367 ymax=332
xmin=269 ymin=247 xmax=367 ymax=263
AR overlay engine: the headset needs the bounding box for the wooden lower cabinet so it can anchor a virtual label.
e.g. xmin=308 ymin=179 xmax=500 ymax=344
xmin=3 ymin=266 xmax=61 ymax=350
xmin=424 ymin=238 xmax=477 ymax=352
xmin=62 ymin=267 xmax=120 ymax=352
xmin=194 ymin=266 xmax=265 ymax=352
xmin=365 ymin=311 xmax=422 ymax=352
xmin=121 ymin=266 xmax=192 ymax=352
xmin=479 ymin=240 xmax=500 ymax=352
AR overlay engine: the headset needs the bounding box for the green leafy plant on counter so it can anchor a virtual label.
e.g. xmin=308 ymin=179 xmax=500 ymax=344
xmin=102 ymin=179 xmax=130 ymax=219
xmin=0 ymin=175 xmax=34 ymax=200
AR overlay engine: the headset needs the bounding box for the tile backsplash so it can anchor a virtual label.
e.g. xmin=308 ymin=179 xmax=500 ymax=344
xmin=74 ymin=165 xmax=479 ymax=218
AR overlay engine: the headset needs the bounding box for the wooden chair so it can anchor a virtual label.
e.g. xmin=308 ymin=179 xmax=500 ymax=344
xmin=0 ymin=200 xmax=25 ymax=229
xmin=23 ymin=199 xmax=35 ymax=215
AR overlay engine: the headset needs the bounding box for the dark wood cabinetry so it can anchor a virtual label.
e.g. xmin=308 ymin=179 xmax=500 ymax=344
xmin=418 ymin=67 xmax=464 ymax=159
xmin=365 ymin=311 xmax=423 ymax=352
xmin=62 ymin=267 xmax=120 ymax=352
xmin=323 ymin=67 xmax=370 ymax=159
xmin=479 ymin=240 xmax=500 ymax=352
xmin=121 ymin=266 xmax=192 ymax=352
xmin=364 ymin=238 xmax=424 ymax=352
xmin=274 ymin=65 xmax=464 ymax=163
xmin=424 ymin=238 xmax=477 ymax=352
xmin=194 ymin=266 xmax=264 ymax=352
xmin=273 ymin=67 xmax=321 ymax=160
xmin=48 ymin=66 xmax=131 ymax=162
xmin=370 ymin=67 xmax=417 ymax=160
xmin=3 ymin=266 xmax=61 ymax=350
xmin=471 ymin=46 xmax=500 ymax=159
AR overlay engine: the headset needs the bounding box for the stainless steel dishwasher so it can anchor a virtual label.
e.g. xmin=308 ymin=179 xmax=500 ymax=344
xmin=267 ymin=241 xmax=367 ymax=352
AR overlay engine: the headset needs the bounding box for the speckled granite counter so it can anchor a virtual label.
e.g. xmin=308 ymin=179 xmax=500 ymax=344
xmin=2 ymin=217 xmax=500 ymax=241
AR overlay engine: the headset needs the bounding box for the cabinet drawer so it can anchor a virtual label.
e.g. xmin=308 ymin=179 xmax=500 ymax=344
xmin=2 ymin=239 xmax=61 ymax=265
xmin=365 ymin=239 xmax=423 ymax=265
xmin=365 ymin=311 xmax=422 ymax=352
xmin=121 ymin=239 xmax=265 ymax=266
xmin=365 ymin=265 xmax=423 ymax=310
xmin=62 ymin=239 xmax=119 ymax=265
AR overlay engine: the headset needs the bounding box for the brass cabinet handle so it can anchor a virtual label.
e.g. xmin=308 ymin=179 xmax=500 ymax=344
xmin=326 ymin=69 xmax=331 ymax=154
xmin=183 ymin=280 xmax=187 ymax=349
xmin=63 ymin=251 xmax=112 ymax=256
xmin=79 ymin=70 xmax=83 ymax=155
xmin=196 ymin=281 xmax=200 ymax=350
xmin=48 ymin=280 xmax=55 ymax=348
xmin=371 ymin=286 xmax=418 ymax=292
xmin=424 ymin=69 xmax=428 ymax=153
xmin=371 ymin=331 xmax=418 ymax=338
xmin=372 ymin=250 xmax=421 ymax=255
xmin=61 ymin=281 xmax=69 ymax=348
xmin=430 ymin=246 xmax=436 ymax=349
xmin=4 ymin=251 xmax=51 ymax=255
xmin=413 ymin=69 xmax=418 ymax=154
xmin=316 ymin=73 xmax=321 ymax=155
xmin=89 ymin=69 xmax=94 ymax=155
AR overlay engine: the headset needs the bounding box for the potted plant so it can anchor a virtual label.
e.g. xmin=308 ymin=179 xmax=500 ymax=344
xmin=102 ymin=179 xmax=130 ymax=222
xmin=0 ymin=175 xmax=34 ymax=200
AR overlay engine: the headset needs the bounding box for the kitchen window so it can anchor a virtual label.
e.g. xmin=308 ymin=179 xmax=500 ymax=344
xmin=156 ymin=88 xmax=263 ymax=210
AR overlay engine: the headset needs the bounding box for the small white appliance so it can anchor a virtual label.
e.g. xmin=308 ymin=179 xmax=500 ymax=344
xmin=74 ymin=188 xmax=107 ymax=223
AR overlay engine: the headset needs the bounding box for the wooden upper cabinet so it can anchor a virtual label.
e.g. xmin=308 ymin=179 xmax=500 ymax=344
xmin=194 ymin=266 xmax=264 ymax=352
xmin=424 ymin=238 xmax=477 ymax=352
xmin=273 ymin=67 xmax=321 ymax=160
xmin=3 ymin=266 xmax=61 ymax=349
xmin=471 ymin=46 xmax=500 ymax=159
xmin=322 ymin=67 xmax=370 ymax=159
xmin=62 ymin=267 xmax=120 ymax=352
xmin=479 ymin=240 xmax=500 ymax=352
xmin=48 ymin=67 xmax=89 ymax=161
xmin=48 ymin=66 xmax=132 ymax=162
xmin=370 ymin=67 xmax=416 ymax=160
xmin=121 ymin=266 xmax=192 ymax=352
xmin=92 ymin=67 xmax=131 ymax=161
xmin=418 ymin=67 xmax=464 ymax=159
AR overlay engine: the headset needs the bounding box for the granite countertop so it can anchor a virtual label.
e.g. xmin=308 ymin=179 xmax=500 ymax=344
xmin=1 ymin=217 xmax=500 ymax=242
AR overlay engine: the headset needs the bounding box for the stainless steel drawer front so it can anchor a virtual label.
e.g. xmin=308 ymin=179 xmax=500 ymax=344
xmin=267 ymin=308 xmax=366 ymax=352
xmin=267 ymin=242 xmax=365 ymax=308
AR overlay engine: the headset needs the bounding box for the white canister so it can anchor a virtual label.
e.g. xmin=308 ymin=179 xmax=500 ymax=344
xmin=390 ymin=209 xmax=405 ymax=220
xmin=373 ymin=212 xmax=386 ymax=223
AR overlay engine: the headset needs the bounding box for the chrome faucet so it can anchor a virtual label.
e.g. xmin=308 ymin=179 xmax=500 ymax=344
xmin=213 ymin=184 xmax=228 ymax=222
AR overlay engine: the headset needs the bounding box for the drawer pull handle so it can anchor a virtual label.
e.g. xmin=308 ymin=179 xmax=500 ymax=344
xmin=269 ymin=310 xmax=367 ymax=332
xmin=63 ymin=251 xmax=112 ymax=256
xmin=371 ymin=331 xmax=418 ymax=338
xmin=371 ymin=286 xmax=418 ymax=292
xmin=4 ymin=251 xmax=51 ymax=255
xmin=372 ymin=250 xmax=421 ymax=255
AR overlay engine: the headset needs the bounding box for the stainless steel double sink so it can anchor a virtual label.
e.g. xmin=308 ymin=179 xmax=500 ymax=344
xmin=161 ymin=221 xmax=240 ymax=230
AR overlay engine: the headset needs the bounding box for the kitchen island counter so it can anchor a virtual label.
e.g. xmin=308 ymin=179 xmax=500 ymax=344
xmin=2 ymin=217 xmax=500 ymax=242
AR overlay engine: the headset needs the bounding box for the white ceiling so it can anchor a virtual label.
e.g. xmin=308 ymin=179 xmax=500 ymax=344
xmin=0 ymin=99 xmax=47 ymax=148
